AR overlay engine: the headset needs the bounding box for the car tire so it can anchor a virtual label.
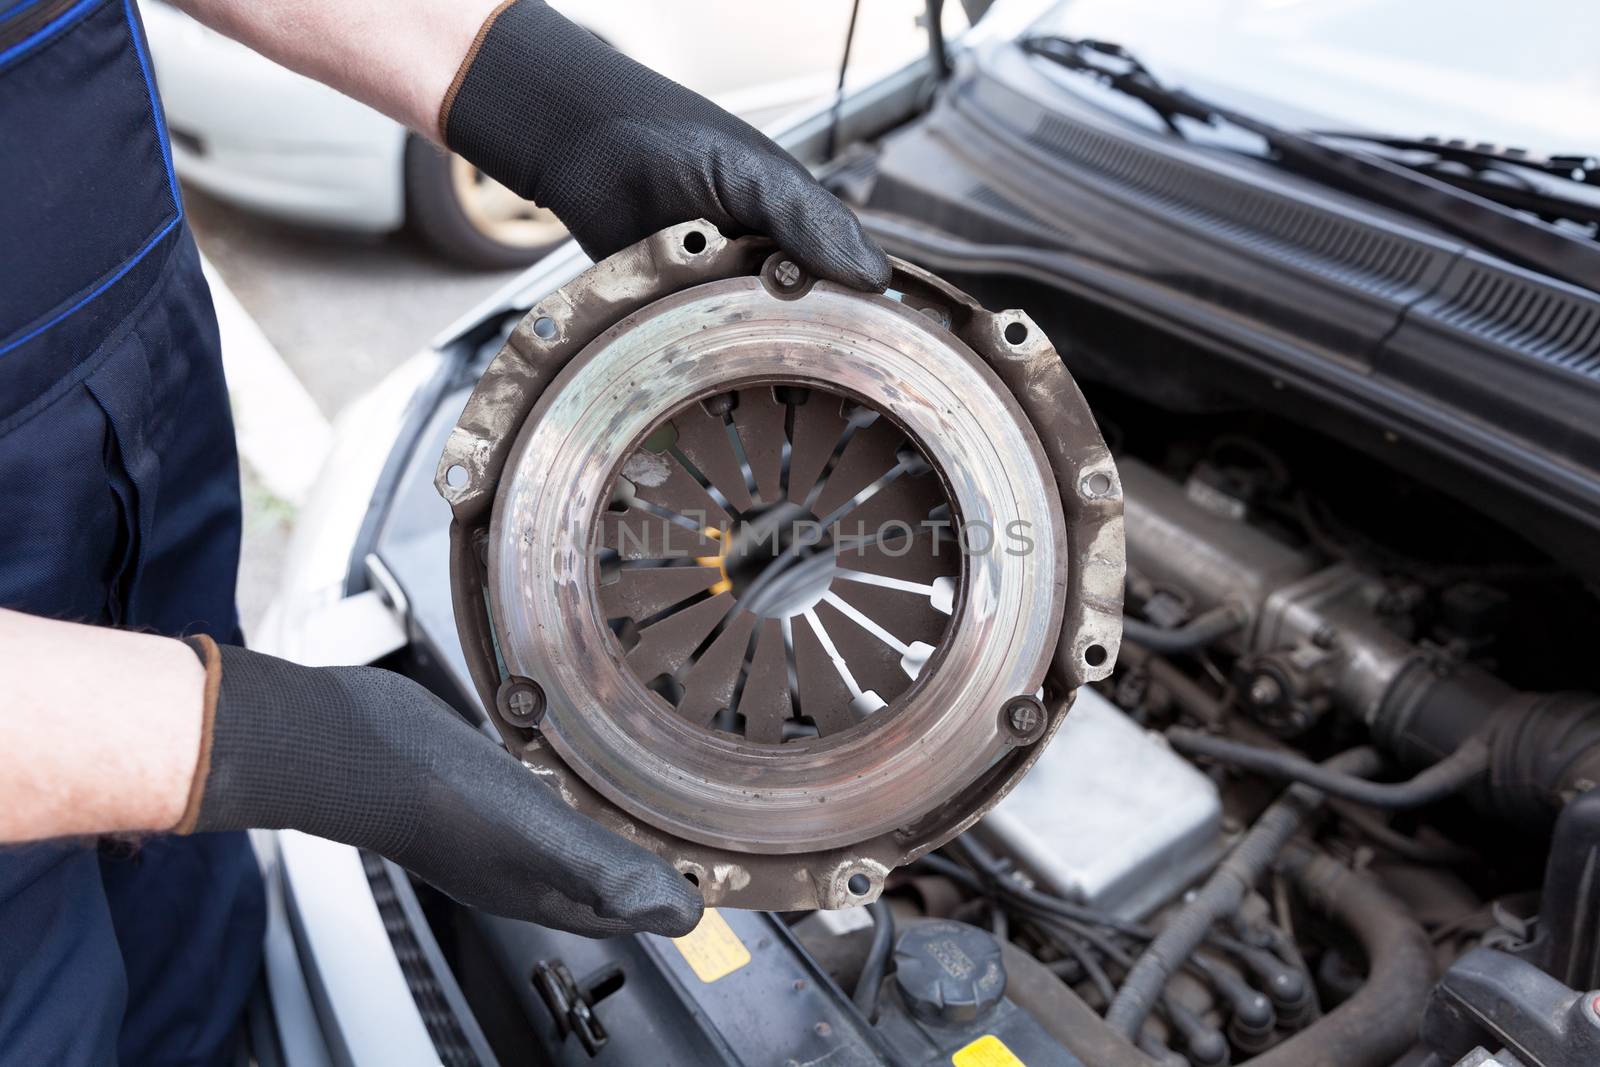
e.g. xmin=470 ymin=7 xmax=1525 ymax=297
xmin=403 ymin=136 xmax=569 ymax=270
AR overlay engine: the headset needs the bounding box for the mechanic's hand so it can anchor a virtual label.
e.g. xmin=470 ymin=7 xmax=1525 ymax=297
xmin=440 ymin=0 xmax=891 ymax=292
xmin=176 ymin=638 xmax=702 ymax=938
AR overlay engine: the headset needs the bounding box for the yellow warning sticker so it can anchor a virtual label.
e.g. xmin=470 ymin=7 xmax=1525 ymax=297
xmin=671 ymin=908 xmax=751 ymax=983
xmin=952 ymin=1034 xmax=1026 ymax=1067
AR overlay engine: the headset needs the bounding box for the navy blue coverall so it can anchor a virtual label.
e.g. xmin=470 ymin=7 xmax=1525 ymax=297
xmin=1 ymin=0 xmax=266 ymax=1062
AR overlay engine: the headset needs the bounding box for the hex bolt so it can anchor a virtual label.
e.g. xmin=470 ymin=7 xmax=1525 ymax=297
xmin=1248 ymin=675 xmax=1283 ymax=707
xmin=1002 ymin=695 xmax=1047 ymax=744
xmin=497 ymin=676 xmax=546 ymax=728
xmin=702 ymin=392 xmax=735 ymax=416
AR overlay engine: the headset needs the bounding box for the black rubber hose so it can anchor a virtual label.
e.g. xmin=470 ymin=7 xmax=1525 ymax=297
xmin=1055 ymin=924 xmax=1118 ymax=1006
xmin=1378 ymin=678 xmax=1600 ymax=829
xmin=1484 ymin=692 xmax=1600 ymax=825
xmin=852 ymin=899 xmax=895 ymax=1023
xmin=997 ymin=936 xmax=1151 ymax=1067
xmin=926 ymin=845 xmax=1318 ymax=1017
xmin=1169 ymin=729 xmax=1490 ymax=809
xmin=1003 ymin=849 xmax=1435 ymax=1067
xmin=1105 ymin=747 xmax=1384 ymax=1037
xmin=1252 ymin=847 xmax=1437 ymax=1067
xmin=1123 ymin=602 xmax=1249 ymax=654
xmin=1329 ymin=800 xmax=1478 ymax=865
xmin=928 ymin=847 xmax=1295 ymax=1033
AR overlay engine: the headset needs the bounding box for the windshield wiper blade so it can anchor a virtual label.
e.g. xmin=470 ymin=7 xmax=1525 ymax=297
xmin=1214 ymin=117 xmax=1600 ymax=290
xmin=1021 ymin=35 xmax=1600 ymax=292
xmin=1020 ymin=36 xmax=1213 ymax=134
xmin=1310 ymin=133 xmax=1600 ymax=234
xmin=1315 ymin=135 xmax=1599 ymax=187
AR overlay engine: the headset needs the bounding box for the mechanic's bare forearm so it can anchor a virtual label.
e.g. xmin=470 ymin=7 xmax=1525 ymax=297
xmin=0 ymin=610 xmax=204 ymax=842
xmin=169 ymin=0 xmax=501 ymax=140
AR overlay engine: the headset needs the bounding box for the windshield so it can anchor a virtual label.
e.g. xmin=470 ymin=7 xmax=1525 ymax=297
xmin=1029 ymin=0 xmax=1598 ymax=154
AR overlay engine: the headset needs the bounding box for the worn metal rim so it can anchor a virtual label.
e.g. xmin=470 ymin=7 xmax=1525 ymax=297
xmin=436 ymin=221 xmax=1125 ymax=906
xmin=487 ymin=278 xmax=1066 ymax=853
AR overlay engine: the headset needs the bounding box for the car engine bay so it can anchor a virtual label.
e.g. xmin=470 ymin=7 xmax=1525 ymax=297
xmin=401 ymin=246 xmax=1600 ymax=1067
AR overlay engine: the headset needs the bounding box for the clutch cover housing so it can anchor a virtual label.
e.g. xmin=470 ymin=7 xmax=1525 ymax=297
xmin=436 ymin=221 xmax=1123 ymax=909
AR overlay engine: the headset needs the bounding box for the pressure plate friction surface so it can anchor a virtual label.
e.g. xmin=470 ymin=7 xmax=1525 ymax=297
xmin=438 ymin=222 xmax=1125 ymax=910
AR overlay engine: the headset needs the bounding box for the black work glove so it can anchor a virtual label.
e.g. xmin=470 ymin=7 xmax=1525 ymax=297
xmin=177 ymin=637 xmax=701 ymax=938
xmin=440 ymin=0 xmax=891 ymax=291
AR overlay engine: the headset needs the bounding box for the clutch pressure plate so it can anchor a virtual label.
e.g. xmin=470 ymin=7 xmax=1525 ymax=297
xmin=436 ymin=221 xmax=1124 ymax=910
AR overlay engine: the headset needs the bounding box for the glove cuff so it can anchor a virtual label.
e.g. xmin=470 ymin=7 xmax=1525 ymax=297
xmin=439 ymin=0 xmax=641 ymax=247
xmin=439 ymin=0 xmax=516 ymax=140
xmin=174 ymin=634 xmax=222 ymax=834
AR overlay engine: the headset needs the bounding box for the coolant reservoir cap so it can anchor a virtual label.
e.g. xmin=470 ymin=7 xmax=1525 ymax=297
xmin=893 ymin=920 xmax=1007 ymax=1025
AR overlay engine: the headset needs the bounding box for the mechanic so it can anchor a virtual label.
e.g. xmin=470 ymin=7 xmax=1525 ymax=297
xmin=0 ymin=0 xmax=890 ymax=1062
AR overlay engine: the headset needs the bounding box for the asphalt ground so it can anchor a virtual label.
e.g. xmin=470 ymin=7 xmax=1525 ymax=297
xmin=187 ymin=188 xmax=524 ymax=419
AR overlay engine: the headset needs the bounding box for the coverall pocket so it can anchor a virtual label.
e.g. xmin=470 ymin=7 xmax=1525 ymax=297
xmin=0 ymin=0 xmax=180 ymax=415
xmin=0 ymin=345 xmax=141 ymax=623
xmin=83 ymin=329 xmax=160 ymax=624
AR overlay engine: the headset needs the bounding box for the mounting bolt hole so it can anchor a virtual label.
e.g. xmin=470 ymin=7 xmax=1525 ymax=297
xmin=683 ymin=871 xmax=700 ymax=887
xmin=445 ymin=464 xmax=469 ymax=489
xmin=1080 ymin=471 xmax=1114 ymax=499
xmin=1003 ymin=321 xmax=1029 ymax=345
xmin=532 ymin=316 xmax=558 ymax=340
xmin=1085 ymin=643 xmax=1108 ymax=667
xmin=846 ymin=873 xmax=872 ymax=897
xmin=682 ymin=230 xmax=708 ymax=254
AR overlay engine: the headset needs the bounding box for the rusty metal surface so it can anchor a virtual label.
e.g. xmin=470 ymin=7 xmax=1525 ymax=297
xmin=437 ymin=221 xmax=1124 ymax=910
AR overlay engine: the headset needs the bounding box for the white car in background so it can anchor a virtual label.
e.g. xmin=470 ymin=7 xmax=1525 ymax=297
xmin=141 ymin=0 xmax=952 ymax=268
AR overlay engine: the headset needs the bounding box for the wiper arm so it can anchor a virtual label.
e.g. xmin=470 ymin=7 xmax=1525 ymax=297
xmin=1315 ymin=135 xmax=1599 ymax=187
xmin=1211 ymin=113 xmax=1600 ymax=291
xmin=1021 ymin=36 xmax=1214 ymax=135
xmin=1022 ymin=35 xmax=1600 ymax=292
xmin=1312 ymin=132 xmax=1600 ymax=234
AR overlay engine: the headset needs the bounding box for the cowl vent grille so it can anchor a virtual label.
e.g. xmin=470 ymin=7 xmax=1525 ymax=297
xmin=1026 ymin=114 xmax=1434 ymax=300
xmin=1421 ymin=265 xmax=1600 ymax=380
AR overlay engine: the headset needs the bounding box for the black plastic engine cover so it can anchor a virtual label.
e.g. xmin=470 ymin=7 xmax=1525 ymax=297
xmin=464 ymin=907 xmax=1077 ymax=1066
